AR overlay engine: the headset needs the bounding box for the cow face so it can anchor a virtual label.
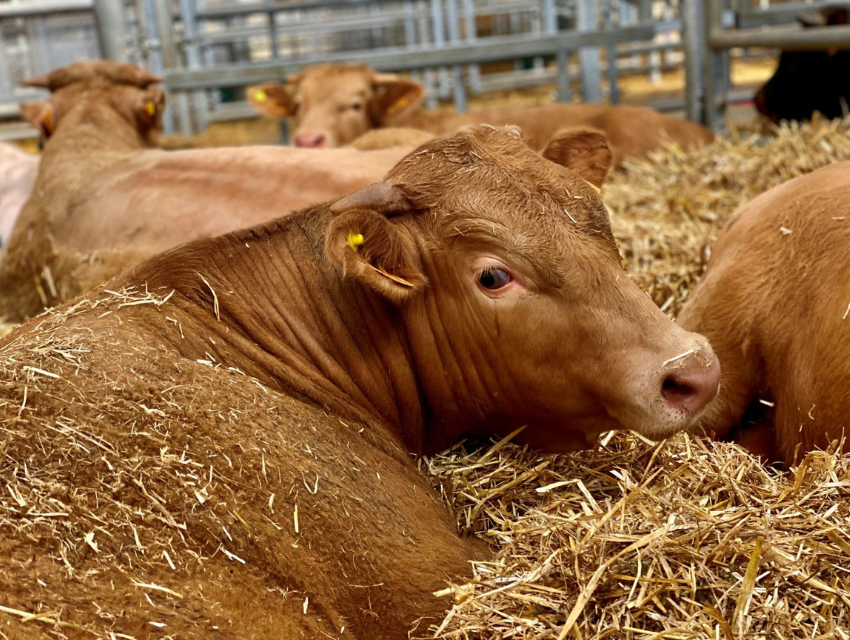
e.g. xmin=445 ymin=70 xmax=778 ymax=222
xmin=327 ymin=126 xmax=721 ymax=453
xmin=247 ymin=65 xmax=424 ymax=148
xmin=19 ymin=62 xmax=166 ymax=146
xmin=755 ymin=9 xmax=850 ymax=123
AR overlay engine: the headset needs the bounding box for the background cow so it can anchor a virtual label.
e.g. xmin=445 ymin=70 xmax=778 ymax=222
xmin=0 ymin=143 xmax=37 ymax=254
xmin=755 ymin=9 xmax=850 ymax=123
xmin=0 ymin=126 xmax=719 ymax=639
xmin=678 ymin=162 xmax=850 ymax=466
xmin=247 ymin=63 xmax=714 ymax=164
xmin=0 ymin=62 xmax=417 ymax=322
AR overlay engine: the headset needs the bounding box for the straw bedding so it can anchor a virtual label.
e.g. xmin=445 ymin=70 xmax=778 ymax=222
xmin=2 ymin=117 xmax=850 ymax=639
xmin=423 ymin=116 xmax=850 ymax=639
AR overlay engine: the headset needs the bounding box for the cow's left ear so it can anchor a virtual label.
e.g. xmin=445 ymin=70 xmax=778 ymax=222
xmin=326 ymin=182 xmax=426 ymax=302
xmin=20 ymin=101 xmax=55 ymax=139
xmin=370 ymin=74 xmax=424 ymax=125
xmin=136 ymin=86 xmax=166 ymax=132
xmin=542 ymin=128 xmax=612 ymax=188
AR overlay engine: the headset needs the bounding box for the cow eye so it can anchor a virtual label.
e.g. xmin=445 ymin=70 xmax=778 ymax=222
xmin=477 ymin=267 xmax=512 ymax=290
xmin=348 ymin=102 xmax=363 ymax=111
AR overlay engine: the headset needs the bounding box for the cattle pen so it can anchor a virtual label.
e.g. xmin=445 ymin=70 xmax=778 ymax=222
xmin=2 ymin=1 xmax=850 ymax=640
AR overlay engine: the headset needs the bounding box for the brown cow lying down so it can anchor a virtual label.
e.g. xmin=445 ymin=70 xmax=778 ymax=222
xmin=679 ymin=162 xmax=850 ymax=466
xmin=0 ymin=143 xmax=38 ymax=254
xmin=247 ymin=63 xmax=714 ymax=164
xmin=0 ymin=126 xmax=720 ymax=638
xmin=0 ymin=62 xmax=414 ymax=322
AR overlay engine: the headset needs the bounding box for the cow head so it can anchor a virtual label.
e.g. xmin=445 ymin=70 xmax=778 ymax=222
xmin=326 ymin=126 xmax=721 ymax=453
xmin=755 ymin=8 xmax=850 ymax=123
xmin=247 ymin=64 xmax=424 ymax=148
xmin=19 ymin=61 xmax=165 ymax=147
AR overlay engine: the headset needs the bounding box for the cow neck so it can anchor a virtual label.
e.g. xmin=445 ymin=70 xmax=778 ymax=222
xmin=156 ymin=207 xmax=428 ymax=455
xmin=41 ymin=102 xmax=149 ymax=170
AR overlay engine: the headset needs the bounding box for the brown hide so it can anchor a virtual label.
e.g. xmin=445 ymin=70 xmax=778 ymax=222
xmin=0 ymin=62 xmax=412 ymax=322
xmin=249 ymin=64 xmax=714 ymax=163
xmin=678 ymin=162 xmax=850 ymax=466
xmin=0 ymin=126 xmax=718 ymax=638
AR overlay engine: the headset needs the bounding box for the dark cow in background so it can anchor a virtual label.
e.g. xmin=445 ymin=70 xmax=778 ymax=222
xmin=755 ymin=9 xmax=850 ymax=123
xmin=0 ymin=126 xmax=720 ymax=638
xmin=246 ymin=63 xmax=715 ymax=165
xmin=679 ymin=162 xmax=850 ymax=466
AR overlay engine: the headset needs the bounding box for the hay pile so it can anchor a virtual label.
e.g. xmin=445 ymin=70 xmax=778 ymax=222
xmin=608 ymin=116 xmax=850 ymax=316
xmin=424 ymin=116 xmax=850 ymax=639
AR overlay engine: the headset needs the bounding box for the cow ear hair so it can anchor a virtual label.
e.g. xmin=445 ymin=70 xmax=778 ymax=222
xmin=541 ymin=127 xmax=612 ymax=188
xmin=326 ymin=200 xmax=426 ymax=302
xmin=370 ymin=74 xmax=424 ymax=125
xmin=20 ymin=101 xmax=55 ymax=139
xmin=247 ymin=82 xmax=297 ymax=118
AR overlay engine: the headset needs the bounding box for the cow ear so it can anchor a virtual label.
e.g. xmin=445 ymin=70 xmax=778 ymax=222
xmin=247 ymin=82 xmax=297 ymax=118
xmin=542 ymin=128 xmax=612 ymax=188
xmin=326 ymin=184 xmax=426 ymax=302
xmin=370 ymin=74 xmax=424 ymax=125
xmin=20 ymin=101 xmax=55 ymax=138
xmin=136 ymin=86 xmax=166 ymax=132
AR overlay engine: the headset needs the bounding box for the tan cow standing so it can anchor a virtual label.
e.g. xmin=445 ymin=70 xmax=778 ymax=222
xmin=0 ymin=126 xmax=720 ymax=638
xmin=679 ymin=162 xmax=850 ymax=466
xmin=0 ymin=62 xmax=416 ymax=322
xmin=247 ymin=63 xmax=715 ymax=164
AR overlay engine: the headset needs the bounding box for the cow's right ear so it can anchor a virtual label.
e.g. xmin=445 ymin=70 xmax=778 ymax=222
xmin=370 ymin=74 xmax=424 ymax=125
xmin=542 ymin=128 xmax=612 ymax=188
xmin=247 ymin=82 xmax=297 ymax=118
xmin=326 ymin=183 xmax=426 ymax=302
xmin=20 ymin=101 xmax=55 ymax=139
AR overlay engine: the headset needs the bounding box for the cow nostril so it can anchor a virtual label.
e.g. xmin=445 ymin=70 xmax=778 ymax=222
xmin=662 ymin=376 xmax=698 ymax=405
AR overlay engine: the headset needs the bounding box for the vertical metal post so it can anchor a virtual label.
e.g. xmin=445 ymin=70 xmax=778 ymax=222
xmin=140 ymin=0 xmax=165 ymax=76
xmin=556 ymin=49 xmax=571 ymax=102
xmin=577 ymin=0 xmax=602 ymax=103
xmin=445 ymin=0 xmax=466 ymax=112
xmin=461 ymin=0 xmax=480 ymax=94
xmin=179 ymin=0 xmax=207 ymax=133
xmin=704 ymin=0 xmax=727 ymax=131
xmin=152 ymin=0 xmax=184 ymax=134
xmin=94 ymin=0 xmax=129 ymax=61
xmin=682 ymin=0 xmax=707 ymax=124
xmin=268 ymin=8 xmax=279 ymax=59
xmin=0 ymin=30 xmax=12 ymax=104
xmin=430 ymin=0 xmax=449 ymax=98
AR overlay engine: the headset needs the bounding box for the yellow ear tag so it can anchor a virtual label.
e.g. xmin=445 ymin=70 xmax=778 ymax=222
xmin=347 ymin=232 xmax=364 ymax=252
xmin=254 ymin=90 xmax=268 ymax=103
xmin=145 ymin=100 xmax=157 ymax=116
xmin=387 ymin=96 xmax=409 ymax=116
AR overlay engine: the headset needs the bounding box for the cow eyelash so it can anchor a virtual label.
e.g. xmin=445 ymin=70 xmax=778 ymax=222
xmin=476 ymin=267 xmax=513 ymax=290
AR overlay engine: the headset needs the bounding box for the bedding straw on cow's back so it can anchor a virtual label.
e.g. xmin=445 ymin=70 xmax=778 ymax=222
xmin=2 ymin=116 xmax=850 ymax=639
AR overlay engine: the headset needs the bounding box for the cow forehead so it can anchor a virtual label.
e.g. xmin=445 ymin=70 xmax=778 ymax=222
xmin=298 ymin=68 xmax=372 ymax=102
xmin=392 ymin=129 xmax=592 ymax=211
xmin=390 ymin=129 xmax=616 ymax=251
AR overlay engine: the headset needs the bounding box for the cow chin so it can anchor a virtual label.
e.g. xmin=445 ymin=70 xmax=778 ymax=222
xmin=609 ymin=395 xmax=712 ymax=443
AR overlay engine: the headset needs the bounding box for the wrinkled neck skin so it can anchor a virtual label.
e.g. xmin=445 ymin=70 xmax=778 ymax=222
xmin=135 ymin=208 xmax=520 ymax=457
